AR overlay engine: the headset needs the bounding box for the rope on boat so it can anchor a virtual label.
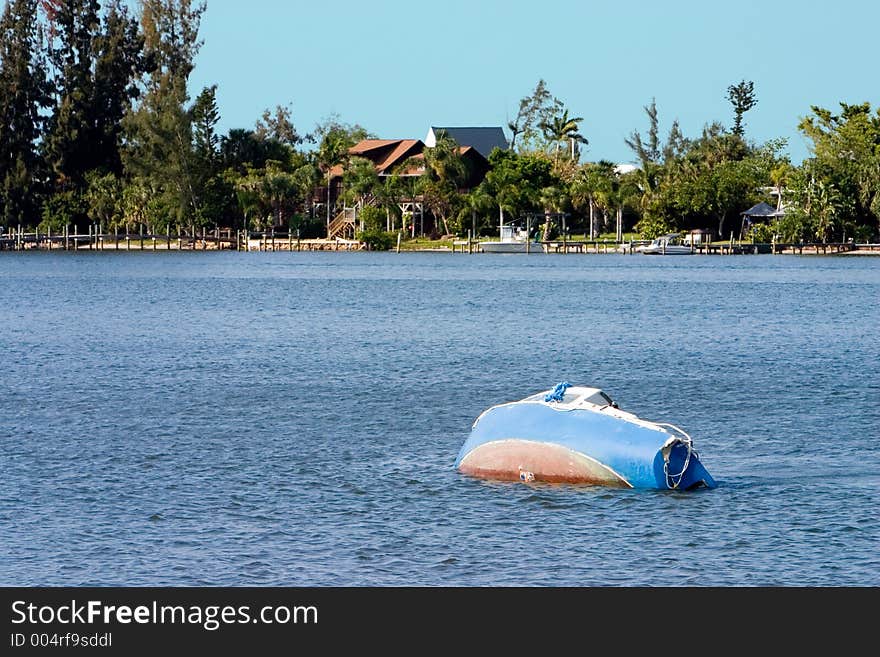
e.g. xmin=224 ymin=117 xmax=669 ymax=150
xmin=656 ymin=423 xmax=696 ymax=489
xmin=544 ymin=382 xmax=572 ymax=403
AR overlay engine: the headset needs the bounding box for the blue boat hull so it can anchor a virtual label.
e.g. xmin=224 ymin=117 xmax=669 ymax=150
xmin=455 ymin=402 xmax=716 ymax=490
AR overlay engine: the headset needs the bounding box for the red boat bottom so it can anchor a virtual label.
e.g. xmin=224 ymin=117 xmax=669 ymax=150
xmin=458 ymin=439 xmax=631 ymax=487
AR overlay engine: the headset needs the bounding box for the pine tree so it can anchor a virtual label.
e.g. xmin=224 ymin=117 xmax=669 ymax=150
xmin=191 ymin=84 xmax=220 ymax=166
xmin=122 ymin=0 xmax=206 ymax=228
xmin=0 ymin=0 xmax=51 ymax=227
xmin=727 ymin=80 xmax=758 ymax=138
xmin=190 ymin=84 xmax=234 ymax=225
xmin=42 ymin=0 xmax=102 ymax=189
xmin=91 ymin=0 xmax=148 ymax=176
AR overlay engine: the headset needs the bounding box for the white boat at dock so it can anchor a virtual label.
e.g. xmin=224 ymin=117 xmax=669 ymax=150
xmin=638 ymin=233 xmax=694 ymax=255
xmin=479 ymin=224 xmax=543 ymax=253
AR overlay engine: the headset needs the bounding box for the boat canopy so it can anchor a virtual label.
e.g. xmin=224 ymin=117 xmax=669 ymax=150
xmin=525 ymin=386 xmax=614 ymax=407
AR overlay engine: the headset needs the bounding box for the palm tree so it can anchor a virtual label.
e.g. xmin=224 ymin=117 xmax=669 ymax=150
xmin=540 ymin=109 xmax=588 ymax=165
xmin=584 ymin=161 xmax=636 ymax=241
xmin=570 ymin=164 xmax=610 ymax=239
xmin=812 ymin=179 xmax=841 ymax=243
xmin=418 ymin=133 xmax=469 ymax=235
xmin=575 ymin=162 xmax=618 ymax=237
xmin=458 ymin=184 xmax=494 ymax=238
xmin=262 ymin=162 xmax=299 ymax=227
xmin=316 ymin=129 xmax=352 ymax=237
xmin=342 ymin=156 xmax=379 ymax=214
xmin=234 ymin=161 xmax=299 ymax=229
xmin=234 ymin=172 xmax=265 ymax=230
xmin=374 ymin=172 xmax=403 ymax=231
xmin=770 ymin=162 xmax=792 ymax=212
xmin=422 ymin=132 xmax=467 ymax=184
xmin=122 ymin=179 xmax=152 ymax=233
xmin=539 ymin=185 xmax=568 ymax=241
xmin=84 ymin=171 xmax=123 ymax=232
xmin=289 ymin=161 xmax=320 ymax=221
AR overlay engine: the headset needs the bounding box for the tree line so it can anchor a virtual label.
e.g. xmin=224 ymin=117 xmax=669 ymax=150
xmin=0 ymin=0 xmax=368 ymax=238
xmin=1 ymin=0 xmax=878 ymax=244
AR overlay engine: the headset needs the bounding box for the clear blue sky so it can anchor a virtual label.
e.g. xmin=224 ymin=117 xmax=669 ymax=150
xmin=188 ymin=0 xmax=879 ymax=164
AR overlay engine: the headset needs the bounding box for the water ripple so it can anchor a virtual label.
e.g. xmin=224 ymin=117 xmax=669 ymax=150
xmin=1 ymin=252 xmax=878 ymax=585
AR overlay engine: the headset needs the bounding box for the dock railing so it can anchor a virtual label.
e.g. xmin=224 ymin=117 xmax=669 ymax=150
xmin=0 ymin=224 xmax=239 ymax=251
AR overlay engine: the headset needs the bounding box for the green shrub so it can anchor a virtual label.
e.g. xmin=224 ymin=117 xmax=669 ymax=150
xmin=635 ymin=215 xmax=675 ymax=239
xmin=41 ymin=190 xmax=86 ymax=231
xmin=358 ymin=206 xmax=385 ymax=232
xmin=750 ymin=223 xmax=775 ymax=242
xmin=853 ymin=224 xmax=875 ymax=243
xmin=291 ymin=214 xmax=325 ymax=239
xmin=357 ymin=229 xmax=394 ymax=251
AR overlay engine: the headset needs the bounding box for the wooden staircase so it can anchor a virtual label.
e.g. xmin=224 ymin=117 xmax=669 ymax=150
xmin=327 ymin=208 xmax=356 ymax=240
xmin=327 ymin=195 xmax=378 ymax=240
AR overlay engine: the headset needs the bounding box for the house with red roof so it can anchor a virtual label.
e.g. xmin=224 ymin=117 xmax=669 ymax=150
xmin=323 ymin=129 xmax=500 ymax=238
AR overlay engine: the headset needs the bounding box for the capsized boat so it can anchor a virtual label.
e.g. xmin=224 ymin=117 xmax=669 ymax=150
xmin=455 ymin=383 xmax=716 ymax=490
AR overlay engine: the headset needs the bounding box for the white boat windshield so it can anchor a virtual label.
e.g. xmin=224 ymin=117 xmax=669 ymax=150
xmin=583 ymin=390 xmax=615 ymax=406
xmin=510 ymin=385 xmax=670 ymax=430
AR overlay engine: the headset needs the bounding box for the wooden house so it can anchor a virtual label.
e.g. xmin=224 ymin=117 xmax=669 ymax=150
xmin=323 ymin=133 xmax=494 ymax=238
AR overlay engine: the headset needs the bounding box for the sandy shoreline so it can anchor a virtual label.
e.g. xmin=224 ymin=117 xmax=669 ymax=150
xmin=5 ymin=237 xmax=880 ymax=255
xmin=835 ymin=248 xmax=880 ymax=256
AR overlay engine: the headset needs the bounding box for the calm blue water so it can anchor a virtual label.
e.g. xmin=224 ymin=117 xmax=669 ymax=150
xmin=1 ymin=251 xmax=878 ymax=586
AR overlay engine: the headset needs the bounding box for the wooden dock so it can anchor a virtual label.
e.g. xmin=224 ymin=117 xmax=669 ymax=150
xmin=450 ymin=239 xmax=868 ymax=255
xmin=0 ymin=225 xmax=239 ymax=251
xmin=1 ymin=224 xmax=874 ymax=255
xmin=541 ymin=240 xmax=649 ymax=254
xmin=244 ymin=232 xmax=363 ymax=252
xmin=0 ymin=226 xmax=365 ymax=252
xmin=691 ymin=241 xmax=860 ymax=255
